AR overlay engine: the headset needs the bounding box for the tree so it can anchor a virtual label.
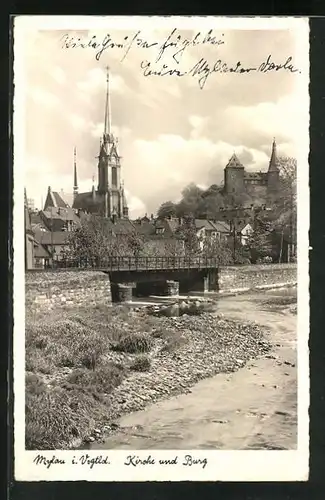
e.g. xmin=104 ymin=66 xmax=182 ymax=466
xmin=201 ymin=236 xmax=234 ymax=265
xmin=176 ymin=217 xmax=200 ymax=256
xmin=272 ymin=156 xmax=297 ymax=261
xmin=177 ymin=183 xmax=204 ymax=217
xmin=157 ymin=201 xmax=177 ymax=219
xmin=66 ymin=215 xmax=147 ymax=265
xmin=245 ymin=215 xmax=273 ymax=264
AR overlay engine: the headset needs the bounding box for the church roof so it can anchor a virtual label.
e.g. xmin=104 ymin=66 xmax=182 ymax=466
xmin=72 ymin=191 xmax=103 ymax=211
xmin=225 ymin=153 xmax=244 ymax=169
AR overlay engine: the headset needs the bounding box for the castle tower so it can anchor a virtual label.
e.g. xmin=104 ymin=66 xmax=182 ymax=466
xmin=224 ymin=153 xmax=245 ymax=195
xmin=97 ymin=67 xmax=128 ymax=218
xmin=73 ymin=146 xmax=78 ymax=201
xmin=267 ymin=138 xmax=280 ymax=196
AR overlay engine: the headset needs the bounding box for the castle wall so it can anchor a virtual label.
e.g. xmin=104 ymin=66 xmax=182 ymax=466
xmin=245 ymin=183 xmax=268 ymax=202
xmin=224 ymin=167 xmax=245 ymax=194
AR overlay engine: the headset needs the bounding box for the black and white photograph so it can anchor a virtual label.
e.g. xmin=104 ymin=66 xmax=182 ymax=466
xmin=14 ymin=16 xmax=309 ymax=481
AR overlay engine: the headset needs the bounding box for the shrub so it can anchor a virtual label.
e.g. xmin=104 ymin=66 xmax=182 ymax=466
xmin=25 ymin=347 xmax=54 ymax=374
xmin=65 ymin=362 xmax=126 ymax=395
xmin=26 ymin=319 xmax=110 ymax=369
xmin=130 ymin=355 xmax=151 ymax=372
xmin=25 ymin=387 xmax=106 ymax=449
xmin=26 ymin=373 xmax=47 ymax=395
xmin=111 ymin=332 xmax=153 ymax=353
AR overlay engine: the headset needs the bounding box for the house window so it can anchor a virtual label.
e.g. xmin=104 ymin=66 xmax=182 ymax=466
xmin=155 ymin=227 xmax=165 ymax=235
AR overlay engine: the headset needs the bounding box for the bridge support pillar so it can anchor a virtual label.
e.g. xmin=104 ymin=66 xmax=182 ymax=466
xmin=165 ymin=280 xmax=179 ymax=296
xmin=207 ymin=269 xmax=218 ymax=291
xmin=203 ymin=277 xmax=209 ymax=293
xmin=111 ymin=283 xmax=133 ymax=303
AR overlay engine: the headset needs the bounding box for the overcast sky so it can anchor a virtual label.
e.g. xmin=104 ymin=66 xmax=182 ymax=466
xmin=20 ymin=24 xmax=308 ymax=217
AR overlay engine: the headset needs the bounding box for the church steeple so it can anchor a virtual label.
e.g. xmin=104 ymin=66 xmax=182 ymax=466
xmin=104 ymin=66 xmax=112 ymax=142
xmin=73 ymin=146 xmax=78 ymax=200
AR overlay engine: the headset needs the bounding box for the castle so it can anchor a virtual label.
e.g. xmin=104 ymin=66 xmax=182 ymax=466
xmin=72 ymin=67 xmax=129 ymax=219
xmin=223 ymin=139 xmax=280 ymax=203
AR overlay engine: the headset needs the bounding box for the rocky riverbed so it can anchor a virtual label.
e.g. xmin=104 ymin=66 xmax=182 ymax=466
xmin=78 ymin=309 xmax=272 ymax=447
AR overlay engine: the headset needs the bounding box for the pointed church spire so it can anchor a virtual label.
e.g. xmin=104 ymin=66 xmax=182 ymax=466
xmin=73 ymin=146 xmax=78 ymax=200
xmin=104 ymin=66 xmax=111 ymax=140
xmin=268 ymin=138 xmax=279 ymax=172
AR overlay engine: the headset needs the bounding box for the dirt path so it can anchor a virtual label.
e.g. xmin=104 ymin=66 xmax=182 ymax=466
xmin=91 ymin=290 xmax=297 ymax=450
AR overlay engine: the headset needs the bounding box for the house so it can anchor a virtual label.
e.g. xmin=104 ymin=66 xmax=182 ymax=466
xmin=43 ymin=186 xmax=70 ymax=211
xmin=25 ymin=189 xmax=35 ymax=270
xmin=40 ymin=206 xmax=81 ymax=232
xmin=33 ymin=240 xmax=52 ymax=269
xmin=238 ymin=222 xmax=253 ymax=246
xmin=132 ymin=217 xmax=185 ymax=256
xmin=33 ymin=230 xmax=70 ymax=264
xmin=30 ymin=211 xmax=48 ymax=233
xmin=194 ymin=219 xmax=230 ymax=249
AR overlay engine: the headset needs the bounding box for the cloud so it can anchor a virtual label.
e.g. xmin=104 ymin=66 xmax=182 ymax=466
xmin=49 ymin=66 xmax=66 ymax=85
xmin=28 ymin=87 xmax=60 ymax=109
xmin=124 ymin=190 xmax=147 ymax=218
xmin=69 ymin=113 xmax=87 ymax=130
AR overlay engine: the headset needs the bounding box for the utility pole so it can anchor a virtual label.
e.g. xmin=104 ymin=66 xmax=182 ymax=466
xmin=50 ymin=209 xmax=54 ymax=269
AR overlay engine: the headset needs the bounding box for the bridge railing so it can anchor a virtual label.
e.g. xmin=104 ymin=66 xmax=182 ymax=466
xmin=54 ymin=256 xmax=219 ymax=271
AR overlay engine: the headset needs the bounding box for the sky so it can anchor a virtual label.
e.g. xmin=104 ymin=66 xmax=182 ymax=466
xmin=19 ymin=23 xmax=309 ymax=218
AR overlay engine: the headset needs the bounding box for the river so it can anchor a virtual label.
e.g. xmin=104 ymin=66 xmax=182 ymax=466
xmin=90 ymin=288 xmax=297 ymax=450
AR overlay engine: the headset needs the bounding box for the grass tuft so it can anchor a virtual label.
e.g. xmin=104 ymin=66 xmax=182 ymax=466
xmin=130 ymin=355 xmax=151 ymax=372
xmin=111 ymin=332 xmax=153 ymax=354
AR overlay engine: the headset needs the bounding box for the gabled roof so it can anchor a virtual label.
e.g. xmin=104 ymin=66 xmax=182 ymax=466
xmin=44 ymin=189 xmax=70 ymax=210
xmin=132 ymin=218 xmax=180 ymax=240
xmin=42 ymin=206 xmax=80 ymax=223
xmin=225 ymin=153 xmax=244 ymax=169
xmin=108 ymin=218 xmax=137 ymax=235
xmin=194 ymin=219 xmax=215 ymax=231
xmin=34 ymin=230 xmax=70 ymax=245
xmin=53 ymin=191 xmax=69 ymax=208
xmin=34 ymin=243 xmax=51 ymax=258
xmin=209 ymin=220 xmax=231 ymax=232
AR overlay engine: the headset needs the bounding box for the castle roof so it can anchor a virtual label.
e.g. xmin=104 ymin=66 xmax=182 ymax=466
xmin=268 ymin=139 xmax=280 ymax=172
xmin=225 ymin=153 xmax=244 ymax=169
xmin=244 ymin=172 xmax=267 ymax=179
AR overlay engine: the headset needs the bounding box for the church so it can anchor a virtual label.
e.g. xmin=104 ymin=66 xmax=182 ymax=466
xmin=72 ymin=68 xmax=129 ymax=219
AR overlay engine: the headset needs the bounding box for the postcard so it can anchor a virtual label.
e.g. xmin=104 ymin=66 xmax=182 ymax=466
xmin=14 ymin=15 xmax=309 ymax=481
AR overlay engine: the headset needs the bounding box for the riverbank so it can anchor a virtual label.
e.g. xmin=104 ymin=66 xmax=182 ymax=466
xmin=90 ymin=287 xmax=298 ymax=450
xmin=25 ymin=297 xmax=273 ymax=450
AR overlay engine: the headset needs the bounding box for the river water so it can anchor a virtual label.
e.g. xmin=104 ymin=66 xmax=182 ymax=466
xmin=90 ymin=288 xmax=297 ymax=450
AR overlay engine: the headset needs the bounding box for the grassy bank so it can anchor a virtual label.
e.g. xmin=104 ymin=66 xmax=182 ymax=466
xmin=26 ymin=303 xmax=272 ymax=450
